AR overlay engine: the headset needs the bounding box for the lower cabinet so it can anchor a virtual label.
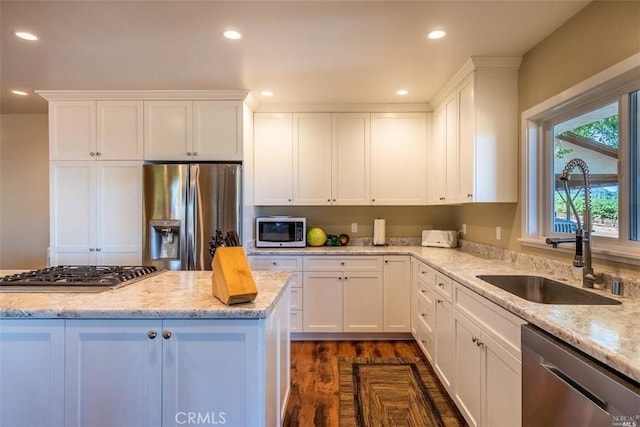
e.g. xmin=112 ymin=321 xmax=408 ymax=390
xmin=433 ymin=293 xmax=456 ymax=392
xmin=303 ymin=271 xmax=345 ymax=332
xmin=0 ymin=319 xmax=65 ymax=427
xmin=383 ymin=255 xmax=411 ymax=332
xmin=0 ymin=290 xmax=290 ymax=427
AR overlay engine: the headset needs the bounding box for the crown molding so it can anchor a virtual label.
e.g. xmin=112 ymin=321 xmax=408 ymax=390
xmin=253 ymin=103 xmax=431 ymax=113
xmin=35 ymin=90 xmax=251 ymax=102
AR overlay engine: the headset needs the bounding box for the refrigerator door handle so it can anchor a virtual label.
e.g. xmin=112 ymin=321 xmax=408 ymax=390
xmin=186 ymin=165 xmax=199 ymax=270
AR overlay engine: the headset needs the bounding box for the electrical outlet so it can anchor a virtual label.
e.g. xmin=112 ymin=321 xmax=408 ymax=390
xmin=496 ymin=226 xmax=502 ymax=241
xmin=462 ymin=224 xmax=467 ymax=235
xmin=351 ymin=223 xmax=358 ymax=233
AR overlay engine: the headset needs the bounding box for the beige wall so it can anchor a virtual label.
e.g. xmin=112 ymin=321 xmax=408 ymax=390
xmin=459 ymin=0 xmax=640 ymax=273
xmin=0 ymin=114 xmax=49 ymax=268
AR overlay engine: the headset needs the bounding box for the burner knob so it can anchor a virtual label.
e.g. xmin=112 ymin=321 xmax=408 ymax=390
xmin=162 ymin=331 xmax=172 ymax=340
xmin=147 ymin=331 xmax=157 ymax=339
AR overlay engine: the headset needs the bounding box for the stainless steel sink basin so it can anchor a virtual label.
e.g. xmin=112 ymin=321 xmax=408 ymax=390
xmin=476 ymin=275 xmax=621 ymax=305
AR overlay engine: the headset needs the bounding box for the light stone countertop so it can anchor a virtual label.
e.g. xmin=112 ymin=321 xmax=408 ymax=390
xmin=249 ymin=245 xmax=640 ymax=383
xmin=0 ymin=270 xmax=291 ymax=320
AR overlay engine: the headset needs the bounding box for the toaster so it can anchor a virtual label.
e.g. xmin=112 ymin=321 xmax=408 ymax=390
xmin=421 ymin=230 xmax=458 ymax=248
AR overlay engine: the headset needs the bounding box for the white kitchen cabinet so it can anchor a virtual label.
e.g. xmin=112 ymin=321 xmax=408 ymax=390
xmin=427 ymin=104 xmax=446 ymax=204
xmin=49 ymin=100 xmax=144 ymax=160
xmin=429 ymin=57 xmax=520 ymax=204
xmin=303 ymin=256 xmax=384 ymax=333
xmin=454 ymin=312 xmax=483 ymax=427
xmin=49 ymin=161 xmax=142 ymax=266
xmin=383 ymin=255 xmax=411 ymax=332
xmin=253 ymin=113 xmax=294 ymax=205
xmin=433 ymin=292 xmax=455 ymax=392
xmin=193 ymin=101 xmax=243 ymax=161
xmin=144 ymin=100 xmax=193 ymax=160
xmin=293 ymin=113 xmax=332 ymax=205
xmin=0 ymin=319 xmax=65 ymax=427
xmin=332 ymin=113 xmax=371 ymax=205
xmin=63 ymin=291 xmax=290 ymax=427
xmin=248 ymin=255 xmax=304 ymax=333
xmin=370 ymin=113 xmax=427 ymax=205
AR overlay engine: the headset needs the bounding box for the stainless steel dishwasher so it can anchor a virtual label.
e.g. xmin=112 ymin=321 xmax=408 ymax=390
xmin=522 ymin=325 xmax=640 ymax=427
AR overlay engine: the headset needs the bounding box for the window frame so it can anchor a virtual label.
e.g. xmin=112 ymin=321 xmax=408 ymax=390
xmin=520 ymin=53 xmax=640 ymax=265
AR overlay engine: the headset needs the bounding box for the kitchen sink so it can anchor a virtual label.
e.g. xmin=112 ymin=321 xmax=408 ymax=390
xmin=476 ymin=275 xmax=621 ymax=305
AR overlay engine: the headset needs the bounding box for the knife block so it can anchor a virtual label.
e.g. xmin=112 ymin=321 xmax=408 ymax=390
xmin=211 ymin=247 xmax=258 ymax=305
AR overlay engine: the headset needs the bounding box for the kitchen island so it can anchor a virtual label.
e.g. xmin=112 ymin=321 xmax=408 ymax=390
xmin=0 ymin=270 xmax=292 ymax=427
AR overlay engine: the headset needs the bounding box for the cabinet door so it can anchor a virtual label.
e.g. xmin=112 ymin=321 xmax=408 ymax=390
xmin=458 ymin=76 xmax=475 ymax=202
xmin=410 ymin=259 xmax=420 ymax=336
xmin=427 ymin=105 xmax=446 ymax=204
xmin=332 ymin=113 xmax=371 ymax=205
xmin=162 ymin=320 xmax=262 ymax=427
xmin=254 ymin=113 xmax=293 ymax=205
xmin=303 ymin=271 xmax=343 ymax=332
xmin=293 ymin=113 xmax=332 ymax=205
xmin=383 ymin=255 xmax=411 ymax=332
xmin=65 ymin=319 xmax=162 ymax=427
xmin=97 ymin=100 xmax=144 ymax=160
xmin=454 ymin=313 xmax=482 ymax=427
xmin=371 ymin=113 xmax=427 ymax=205
xmin=49 ymin=100 xmax=96 ymax=160
xmin=49 ymin=161 xmax=97 ymax=265
xmin=444 ymin=93 xmax=459 ymax=203
xmin=483 ymin=334 xmax=521 ymax=427
xmin=342 ymin=271 xmax=384 ymax=332
xmin=96 ymin=161 xmax=143 ymax=265
xmin=193 ymin=101 xmax=242 ymax=161
xmin=0 ymin=319 xmax=65 ymax=427
xmin=434 ymin=298 xmax=455 ymax=392
xmin=144 ymin=100 xmax=193 ymax=160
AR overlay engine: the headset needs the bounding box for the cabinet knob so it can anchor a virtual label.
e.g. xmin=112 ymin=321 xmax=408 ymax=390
xmin=186 ymin=152 xmax=192 ymax=156
xmin=148 ymin=331 xmax=157 ymax=339
xmin=327 ymin=199 xmax=331 ymax=202
xmin=89 ymin=152 xmax=96 ymax=156
xmin=420 ymin=290 xmax=426 ymax=294
xmin=439 ymin=197 xmax=445 ymax=201
xmin=192 ymin=152 xmax=198 ymax=157
xmin=162 ymin=331 xmax=172 ymax=339
xmin=340 ymin=262 xmax=345 ymax=266
xmin=96 ymin=152 xmax=102 ymax=157
xmin=333 ymin=199 xmax=336 ymax=202
xmin=421 ymin=313 xmax=426 ymax=318
xmin=438 ymin=283 xmax=444 ymax=288
xmin=472 ymin=337 xmax=478 ymax=343
xmin=371 ymin=198 xmax=375 ymax=202
xmin=467 ymin=194 xmax=473 ymax=198
xmin=272 ymin=262 xmax=277 ymax=266
xmin=436 ymin=299 xmax=443 ymax=304
xmin=89 ymin=248 xmax=95 ymax=252
xmin=288 ymin=199 xmax=292 ymax=202
xmin=96 ymin=248 xmax=101 ymax=252
xmin=344 ymin=277 xmax=348 ymax=280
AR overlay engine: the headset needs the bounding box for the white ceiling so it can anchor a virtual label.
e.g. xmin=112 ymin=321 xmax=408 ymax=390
xmin=1 ymin=0 xmax=590 ymax=114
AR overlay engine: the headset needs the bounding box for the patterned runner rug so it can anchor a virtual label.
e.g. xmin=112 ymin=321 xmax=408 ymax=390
xmin=339 ymin=357 xmax=467 ymax=427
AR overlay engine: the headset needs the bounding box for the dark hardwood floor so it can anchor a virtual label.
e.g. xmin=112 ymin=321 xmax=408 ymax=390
xmin=282 ymin=340 xmax=424 ymax=427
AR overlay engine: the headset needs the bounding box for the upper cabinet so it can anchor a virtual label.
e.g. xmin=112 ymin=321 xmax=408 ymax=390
xmin=371 ymin=113 xmax=427 ymax=205
xmin=254 ymin=113 xmax=294 ymax=205
xmin=428 ymin=57 xmax=521 ymax=204
xmin=332 ymin=113 xmax=371 ymax=206
xmin=293 ymin=113 xmax=332 ymax=205
xmin=49 ymin=100 xmax=143 ymax=161
xmin=144 ymin=100 xmax=243 ymax=161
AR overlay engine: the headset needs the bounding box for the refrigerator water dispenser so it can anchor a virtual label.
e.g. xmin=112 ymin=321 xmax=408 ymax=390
xmin=149 ymin=220 xmax=181 ymax=260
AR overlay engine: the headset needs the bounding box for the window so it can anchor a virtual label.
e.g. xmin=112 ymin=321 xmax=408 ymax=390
xmin=522 ymin=55 xmax=640 ymax=263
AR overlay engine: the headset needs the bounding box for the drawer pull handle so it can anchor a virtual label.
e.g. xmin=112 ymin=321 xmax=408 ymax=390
xmin=162 ymin=331 xmax=172 ymax=339
xmin=148 ymin=331 xmax=157 ymax=339
xmin=420 ymin=290 xmax=426 ymax=294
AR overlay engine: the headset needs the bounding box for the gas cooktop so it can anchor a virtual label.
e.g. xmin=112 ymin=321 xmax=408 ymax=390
xmin=0 ymin=265 xmax=162 ymax=293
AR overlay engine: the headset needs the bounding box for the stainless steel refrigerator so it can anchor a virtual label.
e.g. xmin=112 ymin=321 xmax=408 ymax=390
xmin=143 ymin=163 xmax=241 ymax=271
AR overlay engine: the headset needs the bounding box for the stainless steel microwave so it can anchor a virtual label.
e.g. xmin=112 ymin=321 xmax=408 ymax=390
xmin=255 ymin=217 xmax=306 ymax=248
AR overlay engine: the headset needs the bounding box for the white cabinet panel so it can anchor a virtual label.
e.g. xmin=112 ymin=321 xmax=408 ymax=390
xmin=371 ymin=113 xmax=427 ymax=205
xmin=454 ymin=312 xmax=483 ymax=427
xmin=383 ymin=255 xmax=411 ymax=332
xmin=427 ymin=105 xmax=446 ymax=204
xmin=434 ymin=296 xmax=455 ymax=392
xmin=49 ymin=101 xmax=96 ymax=160
xmin=342 ymin=272 xmax=384 ymax=332
xmin=293 ymin=113 xmax=332 ymax=205
xmin=0 ymin=319 xmax=65 ymax=427
xmin=303 ymin=271 xmax=343 ymax=333
xmin=97 ymin=100 xmax=144 ymax=160
xmin=332 ymin=113 xmax=371 ymax=205
xmin=254 ymin=113 xmax=294 ymax=205
xmin=65 ymin=319 xmax=163 ymax=427
xmin=193 ymin=101 xmax=242 ymax=161
xmin=144 ymin=100 xmax=193 ymax=161
xmin=484 ymin=333 xmax=521 ymax=427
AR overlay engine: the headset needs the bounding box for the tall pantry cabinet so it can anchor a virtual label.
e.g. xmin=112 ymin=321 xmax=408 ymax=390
xmin=45 ymin=99 xmax=144 ymax=266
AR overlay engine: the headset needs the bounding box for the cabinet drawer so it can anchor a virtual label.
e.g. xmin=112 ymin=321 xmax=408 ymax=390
xmin=434 ymin=273 xmax=453 ymax=303
xmin=414 ymin=261 xmax=435 ymax=285
xmin=416 ymin=322 xmax=434 ymax=363
xmin=454 ymin=284 xmax=526 ymax=357
xmin=248 ymin=256 xmax=302 ymax=271
xmin=303 ymin=256 xmax=383 ymax=271
xmin=417 ymin=296 xmax=435 ymax=334
xmin=290 ymin=310 xmax=303 ymax=333
xmin=290 ymin=287 xmax=303 ymax=310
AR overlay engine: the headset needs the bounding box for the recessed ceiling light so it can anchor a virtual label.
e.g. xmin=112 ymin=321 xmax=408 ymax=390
xmin=396 ymin=89 xmax=409 ymax=96
xmin=223 ymin=30 xmax=242 ymax=40
xmin=14 ymin=31 xmax=38 ymax=41
xmin=261 ymin=91 xmax=274 ymax=97
xmin=11 ymin=90 xmax=29 ymax=96
xmin=427 ymin=30 xmax=446 ymax=40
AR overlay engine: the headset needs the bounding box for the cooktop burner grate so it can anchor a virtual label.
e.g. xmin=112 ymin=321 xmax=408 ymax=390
xmin=0 ymin=265 xmax=161 ymax=292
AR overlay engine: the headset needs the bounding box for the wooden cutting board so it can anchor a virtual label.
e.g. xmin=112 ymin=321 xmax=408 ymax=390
xmin=211 ymin=247 xmax=258 ymax=305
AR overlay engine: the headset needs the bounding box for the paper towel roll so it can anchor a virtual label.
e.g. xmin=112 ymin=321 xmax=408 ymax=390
xmin=373 ymin=218 xmax=386 ymax=246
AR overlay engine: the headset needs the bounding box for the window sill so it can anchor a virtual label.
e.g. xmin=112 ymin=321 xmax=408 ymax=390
xmin=519 ymin=237 xmax=640 ymax=266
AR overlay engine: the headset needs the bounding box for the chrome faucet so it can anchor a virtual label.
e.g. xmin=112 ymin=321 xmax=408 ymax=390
xmin=545 ymin=158 xmax=600 ymax=288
